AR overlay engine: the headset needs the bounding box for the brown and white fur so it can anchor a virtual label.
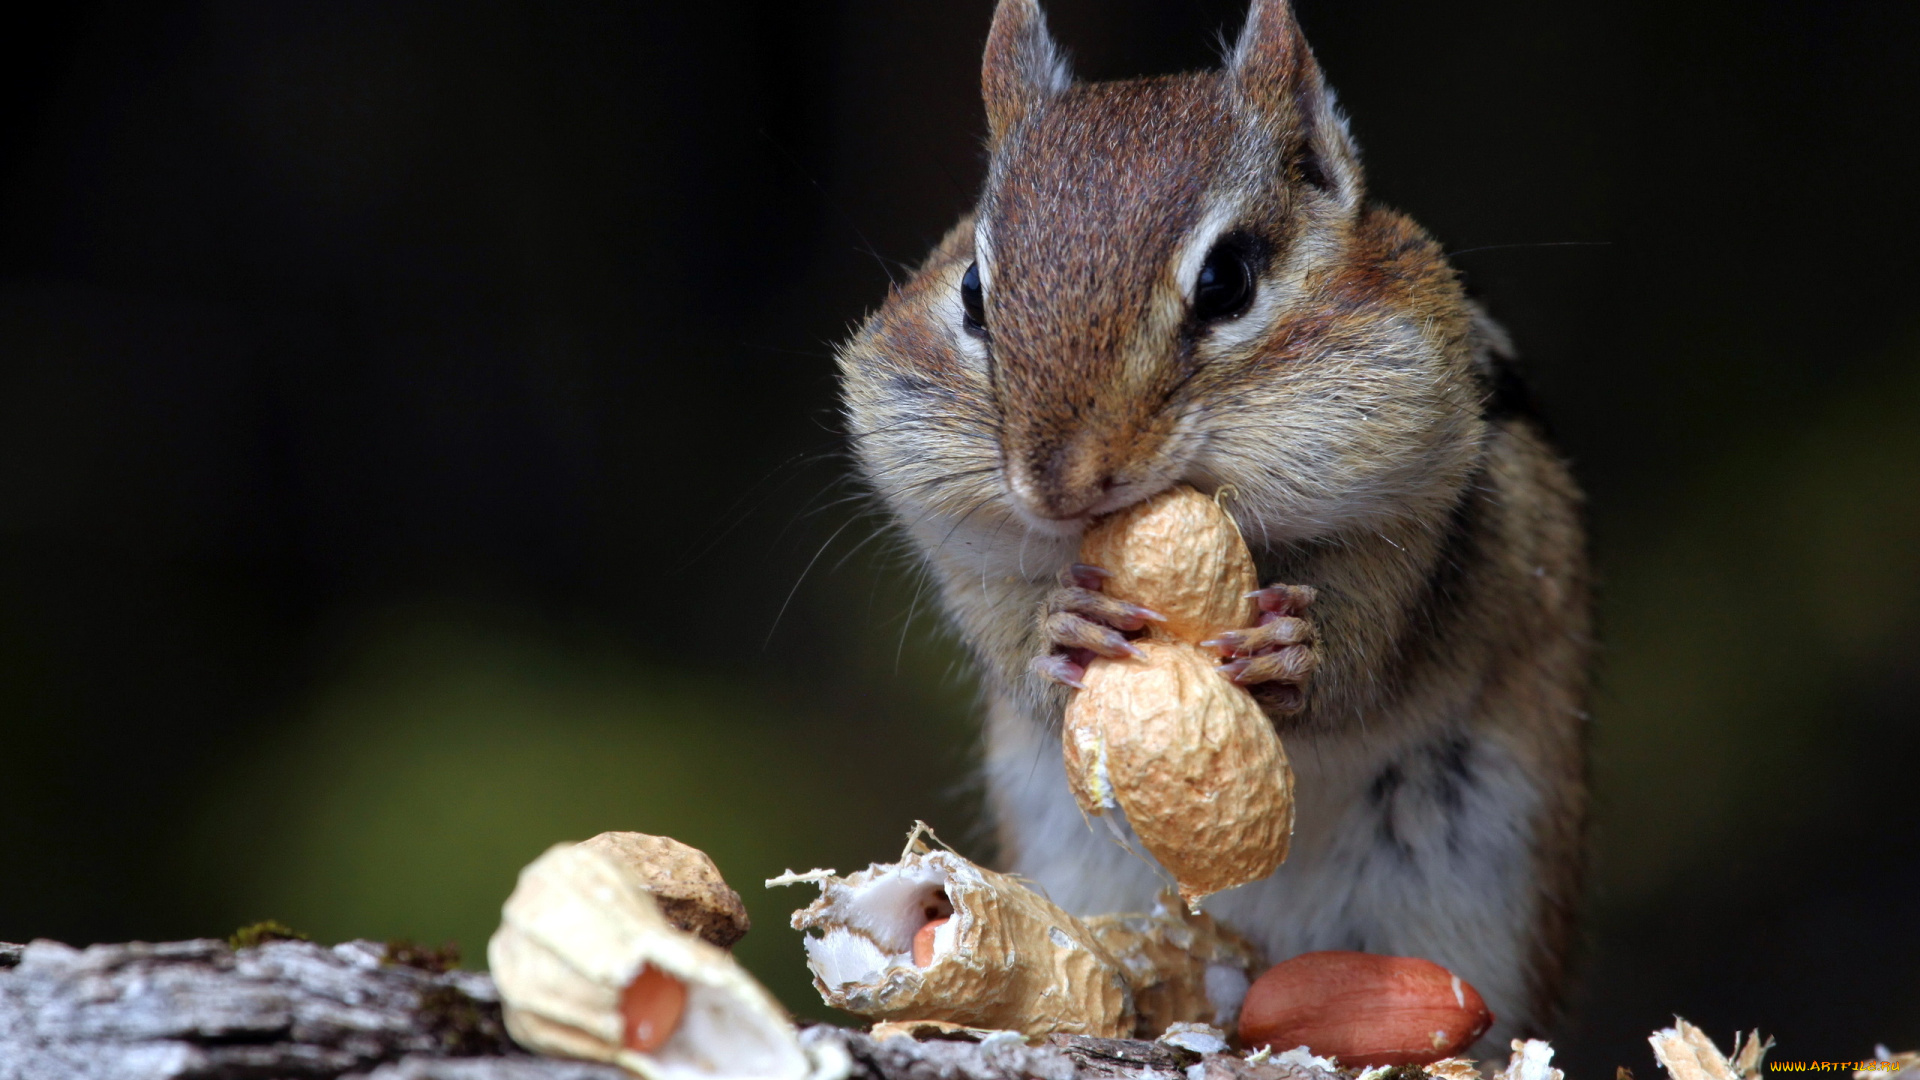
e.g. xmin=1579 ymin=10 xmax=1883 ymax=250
xmin=836 ymin=0 xmax=1591 ymax=1042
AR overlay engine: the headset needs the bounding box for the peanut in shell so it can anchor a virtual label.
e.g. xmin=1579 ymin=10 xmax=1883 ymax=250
xmin=1074 ymin=486 xmax=1257 ymax=646
xmin=1063 ymin=485 xmax=1295 ymax=907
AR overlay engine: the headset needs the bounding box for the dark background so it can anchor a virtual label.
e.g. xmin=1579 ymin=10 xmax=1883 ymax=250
xmin=2 ymin=0 xmax=1916 ymax=1070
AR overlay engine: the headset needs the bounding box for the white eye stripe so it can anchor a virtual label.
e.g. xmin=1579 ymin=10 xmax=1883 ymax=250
xmin=973 ymin=225 xmax=995 ymax=292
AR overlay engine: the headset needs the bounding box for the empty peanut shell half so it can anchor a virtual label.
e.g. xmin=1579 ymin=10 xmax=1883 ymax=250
xmin=489 ymin=841 xmax=829 ymax=1080
xmin=772 ymin=825 xmax=1134 ymax=1039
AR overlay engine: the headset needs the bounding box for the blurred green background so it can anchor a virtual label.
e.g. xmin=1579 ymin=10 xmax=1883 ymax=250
xmin=0 ymin=0 xmax=1915 ymax=1071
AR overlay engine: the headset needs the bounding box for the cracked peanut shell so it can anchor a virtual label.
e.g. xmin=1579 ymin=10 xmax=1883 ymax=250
xmin=773 ymin=825 xmax=1134 ymax=1039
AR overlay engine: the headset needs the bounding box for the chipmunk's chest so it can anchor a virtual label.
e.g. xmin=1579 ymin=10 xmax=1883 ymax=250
xmin=989 ymin=711 xmax=1546 ymax=1044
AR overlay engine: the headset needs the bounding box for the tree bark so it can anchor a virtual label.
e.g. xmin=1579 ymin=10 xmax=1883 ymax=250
xmin=0 ymin=938 xmax=1323 ymax=1080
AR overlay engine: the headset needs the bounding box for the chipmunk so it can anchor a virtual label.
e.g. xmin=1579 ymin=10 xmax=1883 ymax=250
xmin=837 ymin=0 xmax=1591 ymax=1042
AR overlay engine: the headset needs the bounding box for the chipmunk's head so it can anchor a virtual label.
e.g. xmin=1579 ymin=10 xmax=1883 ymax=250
xmin=843 ymin=0 xmax=1484 ymax=555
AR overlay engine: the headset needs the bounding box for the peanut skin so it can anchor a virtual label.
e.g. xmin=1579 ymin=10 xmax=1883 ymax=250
xmin=1239 ymin=951 xmax=1493 ymax=1067
xmin=620 ymin=963 xmax=688 ymax=1053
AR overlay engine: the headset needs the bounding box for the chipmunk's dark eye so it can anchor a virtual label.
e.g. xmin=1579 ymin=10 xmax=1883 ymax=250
xmin=1193 ymin=238 xmax=1255 ymax=322
xmin=960 ymin=261 xmax=987 ymax=335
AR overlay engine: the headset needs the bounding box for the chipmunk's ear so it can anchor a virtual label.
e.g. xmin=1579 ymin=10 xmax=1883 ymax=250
xmin=983 ymin=0 xmax=1071 ymax=147
xmin=1230 ymin=0 xmax=1361 ymax=203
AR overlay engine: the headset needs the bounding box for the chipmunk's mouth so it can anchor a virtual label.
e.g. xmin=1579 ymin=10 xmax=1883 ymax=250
xmin=1003 ymin=472 xmax=1199 ymax=537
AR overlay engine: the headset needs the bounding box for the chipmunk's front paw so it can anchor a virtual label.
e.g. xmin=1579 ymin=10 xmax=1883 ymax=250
xmin=1204 ymin=583 xmax=1318 ymax=714
xmin=1029 ymin=563 xmax=1166 ymax=689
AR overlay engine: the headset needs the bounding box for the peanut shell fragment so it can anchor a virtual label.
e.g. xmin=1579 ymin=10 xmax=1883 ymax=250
xmin=1083 ymin=892 xmax=1267 ymax=1037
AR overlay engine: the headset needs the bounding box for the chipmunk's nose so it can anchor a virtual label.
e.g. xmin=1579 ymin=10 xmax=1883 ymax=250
xmin=1008 ymin=464 xmax=1107 ymax=521
xmin=1004 ymin=432 xmax=1142 ymax=523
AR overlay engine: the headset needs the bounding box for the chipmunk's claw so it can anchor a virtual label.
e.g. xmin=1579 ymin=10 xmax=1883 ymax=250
xmin=1218 ymin=582 xmax=1319 ymax=715
xmin=1044 ymin=612 xmax=1143 ymax=659
xmin=1035 ymin=562 xmax=1151 ymax=684
xmin=1032 ymin=650 xmax=1093 ymax=690
xmin=1202 ymin=616 xmax=1311 ymax=656
xmin=1049 ymin=588 xmax=1162 ymax=634
xmin=1067 ymin=563 xmax=1111 ymax=590
xmin=1220 ymin=645 xmax=1315 ymax=685
xmin=1246 ymin=583 xmax=1317 ymax=617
